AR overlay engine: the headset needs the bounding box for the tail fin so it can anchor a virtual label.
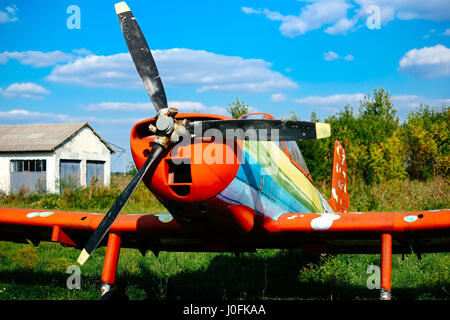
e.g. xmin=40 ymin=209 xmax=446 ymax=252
xmin=328 ymin=140 xmax=349 ymax=213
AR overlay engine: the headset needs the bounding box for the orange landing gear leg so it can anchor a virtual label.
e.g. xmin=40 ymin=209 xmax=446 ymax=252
xmin=100 ymin=233 xmax=122 ymax=297
xmin=380 ymin=233 xmax=392 ymax=300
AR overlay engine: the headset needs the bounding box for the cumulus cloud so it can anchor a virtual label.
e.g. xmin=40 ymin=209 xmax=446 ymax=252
xmin=294 ymin=92 xmax=449 ymax=115
xmin=271 ymin=93 xmax=287 ymax=102
xmin=0 ymin=109 xmax=69 ymax=122
xmin=242 ymin=0 xmax=450 ymax=37
xmin=323 ymin=51 xmax=354 ymax=61
xmin=323 ymin=51 xmax=339 ymax=61
xmin=0 ymin=49 xmax=91 ymax=67
xmin=295 ymin=93 xmax=365 ymax=106
xmin=46 ymin=48 xmax=298 ymax=93
xmin=0 ymin=108 xmax=141 ymax=126
xmin=86 ymin=100 xmax=228 ymax=115
xmin=0 ymin=82 xmax=50 ymax=99
xmin=398 ymin=44 xmax=450 ymax=78
xmin=242 ymin=0 xmax=351 ymax=37
xmin=0 ymin=5 xmax=18 ymax=23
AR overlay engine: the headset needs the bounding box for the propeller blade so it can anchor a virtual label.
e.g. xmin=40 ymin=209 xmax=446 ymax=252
xmin=115 ymin=2 xmax=168 ymax=111
xmin=77 ymin=143 xmax=165 ymax=265
xmin=186 ymin=119 xmax=331 ymax=141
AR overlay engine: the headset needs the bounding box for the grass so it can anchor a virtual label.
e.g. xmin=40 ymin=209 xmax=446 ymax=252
xmin=0 ymin=175 xmax=448 ymax=300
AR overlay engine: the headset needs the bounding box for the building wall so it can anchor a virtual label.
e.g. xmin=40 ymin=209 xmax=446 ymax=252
xmin=0 ymin=153 xmax=55 ymax=194
xmin=55 ymin=126 xmax=111 ymax=190
xmin=0 ymin=126 xmax=111 ymax=194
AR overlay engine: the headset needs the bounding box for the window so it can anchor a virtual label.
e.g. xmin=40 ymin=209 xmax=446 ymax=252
xmin=11 ymin=160 xmax=46 ymax=172
xmin=240 ymin=113 xmax=273 ymax=120
xmin=285 ymin=142 xmax=310 ymax=174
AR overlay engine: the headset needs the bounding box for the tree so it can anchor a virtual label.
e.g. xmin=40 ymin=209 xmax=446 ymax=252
xmin=402 ymin=105 xmax=449 ymax=179
xmin=227 ymin=97 xmax=250 ymax=119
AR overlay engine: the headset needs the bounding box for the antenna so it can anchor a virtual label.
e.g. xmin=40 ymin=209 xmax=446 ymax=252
xmin=106 ymin=141 xmax=127 ymax=176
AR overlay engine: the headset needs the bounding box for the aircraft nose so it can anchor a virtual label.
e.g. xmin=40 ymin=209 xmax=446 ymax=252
xmin=137 ymin=137 xmax=242 ymax=203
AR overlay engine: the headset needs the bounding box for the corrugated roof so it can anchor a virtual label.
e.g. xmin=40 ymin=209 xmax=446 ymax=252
xmin=0 ymin=123 xmax=114 ymax=153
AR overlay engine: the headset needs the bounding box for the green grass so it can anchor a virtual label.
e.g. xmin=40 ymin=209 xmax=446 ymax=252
xmin=0 ymin=175 xmax=448 ymax=300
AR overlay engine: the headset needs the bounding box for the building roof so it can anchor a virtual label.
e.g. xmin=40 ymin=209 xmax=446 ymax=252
xmin=0 ymin=123 xmax=115 ymax=153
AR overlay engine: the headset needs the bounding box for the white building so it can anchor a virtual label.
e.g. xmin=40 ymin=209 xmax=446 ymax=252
xmin=0 ymin=123 xmax=114 ymax=194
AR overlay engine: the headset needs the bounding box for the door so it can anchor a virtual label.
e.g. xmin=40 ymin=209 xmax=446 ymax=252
xmin=86 ymin=160 xmax=105 ymax=186
xmin=60 ymin=160 xmax=81 ymax=191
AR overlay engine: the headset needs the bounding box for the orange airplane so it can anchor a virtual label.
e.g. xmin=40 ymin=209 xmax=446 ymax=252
xmin=0 ymin=2 xmax=448 ymax=300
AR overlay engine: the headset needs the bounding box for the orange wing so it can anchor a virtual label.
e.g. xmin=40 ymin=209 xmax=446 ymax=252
xmin=264 ymin=209 xmax=450 ymax=254
xmin=1 ymin=207 xmax=449 ymax=255
xmin=0 ymin=207 xmax=190 ymax=251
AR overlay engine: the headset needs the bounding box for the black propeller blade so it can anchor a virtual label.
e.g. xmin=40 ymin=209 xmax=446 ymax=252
xmin=115 ymin=2 xmax=168 ymax=111
xmin=77 ymin=143 xmax=164 ymax=265
xmin=187 ymin=119 xmax=331 ymax=141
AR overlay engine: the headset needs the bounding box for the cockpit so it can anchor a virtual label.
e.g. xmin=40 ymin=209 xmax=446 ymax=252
xmin=240 ymin=113 xmax=311 ymax=178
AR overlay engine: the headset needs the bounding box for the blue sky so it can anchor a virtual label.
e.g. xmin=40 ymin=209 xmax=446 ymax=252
xmin=0 ymin=0 xmax=449 ymax=172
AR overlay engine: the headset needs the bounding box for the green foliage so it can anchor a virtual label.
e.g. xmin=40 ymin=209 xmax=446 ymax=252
xmin=126 ymin=161 xmax=138 ymax=176
xmin=299 ymin=88 xmax=448 ymax=184
xmin=402 ymin=105 xmax=449 ymax=179
xmin=227 ymin=97 xmax=250 ymax=119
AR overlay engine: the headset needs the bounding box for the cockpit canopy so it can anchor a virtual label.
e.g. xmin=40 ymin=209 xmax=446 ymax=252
xmin=240 ymin=113 xmax=310 ymax=174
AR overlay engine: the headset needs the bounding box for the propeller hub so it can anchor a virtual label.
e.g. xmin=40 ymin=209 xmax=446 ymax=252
xmin=156 ymin=116 xmax=174 ymax=134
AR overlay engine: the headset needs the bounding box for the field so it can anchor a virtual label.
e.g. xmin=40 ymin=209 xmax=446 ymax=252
xmin=0 ymin=175 xmax=448 ymax=300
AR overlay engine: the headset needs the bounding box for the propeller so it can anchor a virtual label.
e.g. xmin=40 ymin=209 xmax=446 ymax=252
xmin=77 ymin=1 xmax=331 ymax=265
xmin=115 ymin=1 xmax=167 ymax=111
xmin=187 ymin=119 xmax=330 ymax=141
xmin=77 ymin=143 xmax=164 ymax=265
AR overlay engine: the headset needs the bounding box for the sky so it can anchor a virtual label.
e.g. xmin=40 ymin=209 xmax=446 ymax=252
xmin=0 ymin=0 xmax=449 ymax=172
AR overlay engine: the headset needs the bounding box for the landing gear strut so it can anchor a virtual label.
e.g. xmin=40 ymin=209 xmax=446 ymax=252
xmin=100 ymin=233 xmax=128 ymax=300
xmin=380 ymin=233 xmax=392 ymax=300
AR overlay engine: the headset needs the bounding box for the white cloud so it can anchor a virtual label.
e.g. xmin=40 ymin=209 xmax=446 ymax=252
xmin=243 ymin=1 xmax=450 ymax=37
xmin=86 ymin=100 xmax=229 ymax=116
xmin=325 ymin=17 xmax=357 ymax=35
xmin=271 ymin=93 xmax=287 ymax=102
xmin=1 ymin=82 xmax=50 ymax=99
xmin=242 ymin=1 xmax=351 ymax=37
xmin=323 ymin=51 xmax=354 ymax=61
xmin=0 ymin=5 xmax=18 ymax=23
xmin=241 ymin=7 xmax=261 ymax=15
xmin=323 ymin=51 xmax=339 ymax=61
xmin=293 ymin=92 xmax=449 ymax=115
xmin=398 ymin=44 xmax=450 ymax=78
xmin=0 ymin=108 xmax=141 ymax=126
xmin=295 ymin=93 xmax=365 ymax=106
xmin=441 ymin=28 xmax=450 ymax=36
xmin=0 ymin=49 xmax=91 ymax=67
xmin=46 ymin=48 xmax=298 ymax=93
xmin=344 ymin=54 xmax=354 ymax=61
xmin=392 ymin=94 xmax=450 ymax=110
xmin=0 ymin=109 xmax=69 ymax=122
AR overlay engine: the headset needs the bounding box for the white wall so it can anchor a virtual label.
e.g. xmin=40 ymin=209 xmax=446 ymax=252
xmin=0 ymin=153 xmax=55 ymax=194
xmin=55 ymin=126 xmax=111 ymax=189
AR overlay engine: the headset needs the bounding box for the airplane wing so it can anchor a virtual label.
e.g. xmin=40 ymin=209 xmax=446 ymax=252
xmin=0 ymin=207 xmax=193 ymax=252
xmin=1 ymin=207 xmax=449 ymax=255
xmin=263 ymin=209 xmax=450 ymax=254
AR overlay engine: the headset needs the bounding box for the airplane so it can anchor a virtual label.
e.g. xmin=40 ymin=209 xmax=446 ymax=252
xmin=0 ymin=2 xmax=449 ymax=301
